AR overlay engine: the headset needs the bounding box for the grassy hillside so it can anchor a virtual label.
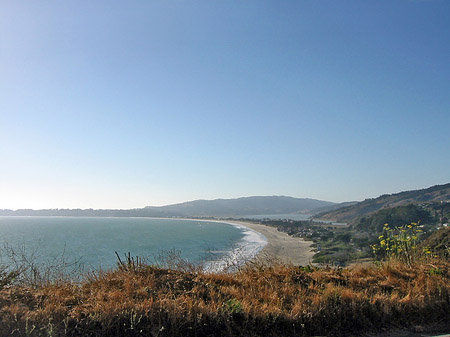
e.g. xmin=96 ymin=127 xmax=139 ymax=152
xmin=314 ymin=183 xmax=450 ymax=223
xmin=310 ymin=201 xmax=358 ymax=215
xmin=355 ymin=204 xmax=434 ymax=233
xmin=422 ymin=226 xmax=450 ymax=256
xmin=1 ymin=256 xmax=450 ymax=337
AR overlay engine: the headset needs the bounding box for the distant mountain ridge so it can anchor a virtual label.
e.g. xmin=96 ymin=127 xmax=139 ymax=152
xmin=0 ymin=196 xmax=335 ymax=218
xmin=146 ymin=196 xmax=335 ymax=217
xmin=314 ymin=183 xmax=450 ymax=223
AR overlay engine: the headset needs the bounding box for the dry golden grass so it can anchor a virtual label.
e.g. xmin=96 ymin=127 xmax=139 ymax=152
xmin=1 ymin=258 xmax=450 ymax=336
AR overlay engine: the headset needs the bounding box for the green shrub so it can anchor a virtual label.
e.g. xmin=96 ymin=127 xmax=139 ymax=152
xmin=371 ymin=222 xmax=429 ymax=266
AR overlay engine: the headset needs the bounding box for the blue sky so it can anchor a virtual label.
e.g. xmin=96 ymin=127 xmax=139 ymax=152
xmin=1 ymin=1 xmax=449 ymax=209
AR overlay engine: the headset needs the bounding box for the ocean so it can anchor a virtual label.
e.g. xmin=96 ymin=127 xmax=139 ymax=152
xmin=0 ymin=217 xmax=267 ymax=272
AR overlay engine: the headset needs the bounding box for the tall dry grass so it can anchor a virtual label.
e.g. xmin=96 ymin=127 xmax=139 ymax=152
xmin=1 ymin=254 xmax=450 ymax=336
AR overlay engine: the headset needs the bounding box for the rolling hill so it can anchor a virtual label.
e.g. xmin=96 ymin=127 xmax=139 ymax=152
xmin=147 ymin=196 xmax=335 ymax=217
xmin=0 ymin=196 xmax=335 ymax=218
xmin=313 ymin=183 xmax=450 ymax=223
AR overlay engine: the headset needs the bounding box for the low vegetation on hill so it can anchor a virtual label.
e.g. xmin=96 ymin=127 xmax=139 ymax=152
xmin=252 ymin=219 xmax=366 ymax=265
xmin=252 ymin=201 xmax=448 ymax=265
xmin=355 ymin=204 xmax=434 ymax=233
xmin=1 ymin=251 xmax=450 ymax=337
xmin=314 ymin=183 xmax=450 ymax=223
xmin=2 ymin=219 xmax=450 ymax=337
xmin=422 ymin=226 xmax=450 ymax=256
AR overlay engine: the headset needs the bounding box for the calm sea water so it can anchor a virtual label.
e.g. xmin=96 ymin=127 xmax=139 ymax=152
xmin=0 ymin=217 xmax=266 ymax=271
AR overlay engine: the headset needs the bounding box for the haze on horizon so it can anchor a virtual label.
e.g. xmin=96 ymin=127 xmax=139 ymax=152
xmin=1 ymin=1 xmax=449 ymax=210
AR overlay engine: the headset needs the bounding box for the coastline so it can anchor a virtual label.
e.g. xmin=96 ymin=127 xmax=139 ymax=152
xmin=213 ymin=219 xmax=315 ymax=266
xmin=0 ymin=216 xmax=314 ymax=268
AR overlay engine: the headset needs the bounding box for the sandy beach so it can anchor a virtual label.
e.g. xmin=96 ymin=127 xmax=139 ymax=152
xmin=223 ymin=220 xmax=315 ymax=266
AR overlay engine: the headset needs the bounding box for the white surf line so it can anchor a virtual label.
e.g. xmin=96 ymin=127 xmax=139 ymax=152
xmin=195 ymin=219 xmax=268 ymax=272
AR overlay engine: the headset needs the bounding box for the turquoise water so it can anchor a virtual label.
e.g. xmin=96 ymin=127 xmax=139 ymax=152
xmin=0 ymin=217 xmax=266 ymax=271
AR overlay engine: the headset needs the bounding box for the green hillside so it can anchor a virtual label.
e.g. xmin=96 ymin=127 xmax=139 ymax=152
xmin=314 ymin=183 xmax=450 ymax=224
xmin=422 ymin=226 xmax=450 ymax=255
xmin=355 ymin=204 xmax=434 ymax=233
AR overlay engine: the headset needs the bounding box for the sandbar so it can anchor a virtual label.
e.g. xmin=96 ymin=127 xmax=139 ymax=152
xmin=222 ymin=220 xmax=315 ymax=266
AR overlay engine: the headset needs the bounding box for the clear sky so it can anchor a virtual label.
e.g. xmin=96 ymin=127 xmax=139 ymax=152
xmin=1 ymin=1 xmax=449 ymax=209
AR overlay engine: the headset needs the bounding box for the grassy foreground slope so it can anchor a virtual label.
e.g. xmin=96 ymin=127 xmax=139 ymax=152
xmin=1 ymin=257 xmax=450 ymax=336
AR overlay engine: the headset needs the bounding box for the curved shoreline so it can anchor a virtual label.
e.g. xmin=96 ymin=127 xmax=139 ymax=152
xmin=2 ymin=216 xmax=314 ymax=267
xmin=209 ymin=219 xmax=315 ymax=266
